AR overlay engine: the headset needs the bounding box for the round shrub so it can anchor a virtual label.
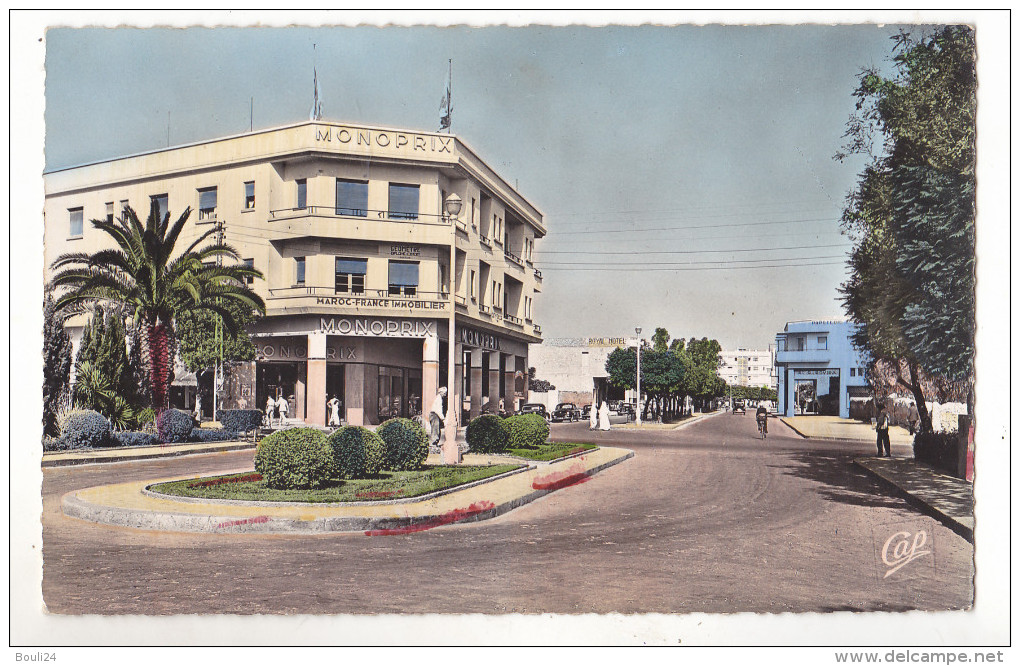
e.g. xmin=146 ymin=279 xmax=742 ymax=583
xmin=328 ymin=426 xmax=386 ymax=479
xmin=188 ymin=427 xmax=237 ymax=443
xmin=254 ymin=427 xmax=333 ymax=489
xmin=505 ymin=413 xmax=549 ymax=449
xmin=111 ymin=431 xmax=161 ymax=448
xmin=60 ymin=409 xmax=111 ymax=449
xmin=377 ymin=418 xmax=429 ymax=471
xmin=466 ymin=414 xmax=510 ymax=454
xmin=157 ymin=408 xmax=195 ymax=443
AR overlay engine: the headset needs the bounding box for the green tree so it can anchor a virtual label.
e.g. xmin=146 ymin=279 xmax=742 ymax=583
xmin=837 ymin=26 xmax=976 ymax=429
xmin=48 ymin=201 xmax=265 ymax=413
xmin=177 ymin=297 xmax=260 ymax=373
xmin=71 ymin=307 xmax=139 ymax=429
xmin=42 ymin=293 xmax=73 ymax=437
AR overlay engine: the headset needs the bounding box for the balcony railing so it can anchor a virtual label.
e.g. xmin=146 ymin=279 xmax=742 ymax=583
xmin=455 ymin=219 xmax=469 ymax=234
xmin=479 ymin=236 xmax=492 ymax=249
xmin=503 ymin=313 xmax=523 ymax=325
xmin=533 ymin=324 xmax=542 ymax=335
xmin=504 ymin=249 xmax=525 ymax=268
xmin=533 ymin=269 xmax=543 ymax=280
xmin=478 ymin=304 xmax=491 ymax=315
xmin=269 ymin=205 xmax=449 ymax=225
xmin=268 ymin=285 xmax=449 ymax=301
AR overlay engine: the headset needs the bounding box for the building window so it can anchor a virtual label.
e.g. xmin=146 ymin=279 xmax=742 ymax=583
xmin=817 ymin=336 xmax=828 ymax=350
xmin=439 ymin=263 xmax=449 ymax=294
xmin=105 ymin=202 xmax=114 ymax=224
xmin=244 ymin=181 xmax=255 ymax=209
xmin=335 ymin=258 xmax=367 ymax=294
xmin=198 ymin=187 xmax=217 ymax=221
xmin=336 ymin=179 xmax=368 ymax=217
xmin=242 ymin=258 xmax=255 ymax=285
xmin=850 ymin=368 xmax=856 ymax=377
xmin=151 ymin=194 xmax=169 ymax=222
xmin=296 ymin=179 xmax=307 ymax=210
xmin=469 ymin=270 xmax=477 ymax=300
xmin=388 ymin=183 xmax=419 ymax=220
xmin=471 ymin=198 xmax=477 ymax=228
xmin=492 ymin=281 xmax=502 ymax=309
xmin=388 ymin=260 xmax=419 ymax=296
xmin=119 ymin=199 xmax=130 ymax=218
xmin=69 ymin=207 xmax=83 ymax=237
xmin=295 ymin=256 xmax=306 ymax=285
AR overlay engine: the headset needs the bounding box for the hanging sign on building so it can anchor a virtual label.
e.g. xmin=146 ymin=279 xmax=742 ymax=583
xmin=319 ymin=317 xmax=436 ymax=338
xmin=793 ymin=369 xmax=840 ymax=378
xmin=461 ymin=327 xmax=501 ymax=351
xmin=389 ymin=244 xmax=421 ymax=257
xmin=586 ymin=337 xmax=628 ymax=347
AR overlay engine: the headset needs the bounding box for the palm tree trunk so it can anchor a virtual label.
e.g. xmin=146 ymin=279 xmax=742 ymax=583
xmin=145 ymin=321 xmax=173 ymax=413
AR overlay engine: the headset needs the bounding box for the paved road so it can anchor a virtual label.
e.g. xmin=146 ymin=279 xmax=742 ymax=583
xmin=41 ymin=413 xmax=973 ymax=614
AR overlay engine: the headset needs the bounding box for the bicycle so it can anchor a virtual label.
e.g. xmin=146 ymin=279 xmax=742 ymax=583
xmin=756 ymin=414 xmax=768 ymax=440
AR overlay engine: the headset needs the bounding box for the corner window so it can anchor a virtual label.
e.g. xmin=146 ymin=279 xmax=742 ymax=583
xmin=388 ymin=260 xmax=419 ymax=296
xmin=336 ymin=179 xmax=368 ymax=217
xmin=69 ymin=207 xmax=84 ymax=238
xmin=296 ymin=179 xmax=307 ymax=210
xmin=335 ymin=258 xmax=367 ymax=294
xmin=388 ymin=184 xmax=419 ymax=220
xmin=150 ymin=194 xmax=169 ymax=222
xmin=295 ymin=256 xmax=306 ymax=285
xmin=198 ymin=187 xmax=217 ymax=221
xmin=244 ymin=181 xmax=255 ymax=209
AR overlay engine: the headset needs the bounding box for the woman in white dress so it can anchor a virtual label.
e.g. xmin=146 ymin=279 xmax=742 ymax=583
xmin=598 ymin=401 xmax=612 ymax=431
xmin=589 ymin=402 xmax=598 ymax=430
xmin=327 ymin=395 xmax=341 ymax=427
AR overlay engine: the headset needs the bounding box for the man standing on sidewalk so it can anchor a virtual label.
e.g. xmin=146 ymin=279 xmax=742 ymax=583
xmin=876 ymin=403 xmax=892 ymax=457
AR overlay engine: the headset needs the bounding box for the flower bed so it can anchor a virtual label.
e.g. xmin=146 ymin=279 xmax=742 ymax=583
xmin=188 ymin=472 xmax=264 ymax=488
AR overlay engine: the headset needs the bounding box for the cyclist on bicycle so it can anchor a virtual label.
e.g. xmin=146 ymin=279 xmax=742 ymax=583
xmin=756 ymin=404 xmax=768 ymax=437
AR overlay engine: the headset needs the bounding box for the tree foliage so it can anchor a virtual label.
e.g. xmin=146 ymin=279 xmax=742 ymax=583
xmin=48 ymin=201 xmax=265 ymax=412
xmin=42 ymin=293 xmax=73 ymax=437
xmin=837 ymin=26 xmax=976 ymax=428
xmin=177 ymin=296 xmax=261 ymax=373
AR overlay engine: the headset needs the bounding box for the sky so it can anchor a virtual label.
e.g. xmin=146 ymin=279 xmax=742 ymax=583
xmin=37 ymin=16 xmax=958 ymax=350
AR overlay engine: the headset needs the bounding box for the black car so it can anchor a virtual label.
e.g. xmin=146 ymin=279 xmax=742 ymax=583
xmin=518 ymin=403 xmax=548 ymax=418
xmin=732 ymin=399 xmax=746 ymax=414
xmin=581 ymin=404 xmax=593 ymax=419
xmin=551 ymin=402 xmax=581 ymax=422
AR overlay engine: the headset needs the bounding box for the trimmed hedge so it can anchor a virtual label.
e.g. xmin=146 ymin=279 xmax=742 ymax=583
xmin=254 ymin=428 xmax=333 ymax=489
xmin=466 ymin=414 xmax=510 ymax=454
xmin=215 ymin=409 xmax=263 ymax=434
xmin=112 ymin=431 xmax=161 ymax=448
xmin=188 ymin=428 xmax=237 ymax=443
xmin=505 ymin=413 xmax=549 ymax=449
xmin=377 ymin=418 xmax=429 ymax=471
xmin=157 ymin=408 xmax=195 ymax=443
xmin=60 ymin=410 xmax=111 ymax=449
xmin=328 ymin=426 xmax=385 ymax=479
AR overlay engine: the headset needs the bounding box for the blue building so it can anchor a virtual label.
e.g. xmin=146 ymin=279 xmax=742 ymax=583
xmin=775 ymin=320 xmax=871 ymax=419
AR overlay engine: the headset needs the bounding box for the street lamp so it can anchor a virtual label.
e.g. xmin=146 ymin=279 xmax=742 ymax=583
xmin=443 ymin=193 xmax=463 ymax=464
xmin=635 ymin=326 xmax=642 ymax=426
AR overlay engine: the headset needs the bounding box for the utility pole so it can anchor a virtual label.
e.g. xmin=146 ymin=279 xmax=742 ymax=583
xmin=213 ymin=217 xmax=224 ymax=420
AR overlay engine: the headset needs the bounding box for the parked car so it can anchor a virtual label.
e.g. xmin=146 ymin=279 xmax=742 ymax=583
xmin=581 ymin=404 xmax=593 ymax=419
xmin=551 ymin=402 xmax=581 ymax=422
xmin=616 ymin=403 xmax=635 ymax=417
xmin=732 ymin=399 xmax=746 ymax=414
xmin=518 ymin=403 xmax=549 ymax=419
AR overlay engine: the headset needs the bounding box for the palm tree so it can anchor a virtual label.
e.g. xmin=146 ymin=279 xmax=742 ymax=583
xmin=49 ymin=200 xmax=265 ymax=413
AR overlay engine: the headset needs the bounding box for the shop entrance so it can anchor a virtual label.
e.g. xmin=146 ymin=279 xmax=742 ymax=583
xmin=325 ymin=364 xmax=345 ymax=426
xmin=257 ymin=362 xmax=300 ymax=417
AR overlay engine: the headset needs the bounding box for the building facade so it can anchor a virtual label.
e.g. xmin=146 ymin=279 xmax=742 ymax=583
xmin=528 ymin=337 xmax=636 ymax=409
xmin=774 ymin=320 xmax=870 ymax=419
xmin=718 ymin=348 xmax=775 ymax=389
xmin=44 ymin=120 xmax=545 ymax=427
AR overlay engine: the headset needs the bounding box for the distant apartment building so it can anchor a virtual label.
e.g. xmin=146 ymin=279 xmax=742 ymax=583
xmin=774 ymin=320 xmax=871 ymax=419
xmin=718 ymin=348 xmax=775 ymax=389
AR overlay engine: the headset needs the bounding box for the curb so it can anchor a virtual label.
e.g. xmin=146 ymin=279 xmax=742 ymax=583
xmin=779 ymin=418 xmax=809 ymax=439
xmin=61 ymin=448 xmax=635 ymax=535
xmin=853 ymin=458 xmax=974 ymax=544
xmin=42 ymin=442 xmax=257 ymax=467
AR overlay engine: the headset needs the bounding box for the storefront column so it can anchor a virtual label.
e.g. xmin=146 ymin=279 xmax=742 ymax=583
xmin=345 ymin=363 xmax=365 ymax=426
xmin=469 ymin=350 xmax=484 ymax=419
xmin=502 ymin=353 xmax=515 ymax=411
xmin=306 ymin=331 xmax=327 ymax=426
xmin=422 ymin=329 xmax=440 ymax=414
xmin=487 ymin=352 xmax=501 ymax=412
xmin=453 ymin=342 xmax=464 ymax=425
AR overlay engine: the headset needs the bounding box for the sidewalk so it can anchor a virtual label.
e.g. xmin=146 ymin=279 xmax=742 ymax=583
xmin=780 ymin=414 xmax=914 ymax=446
xmin=854 ymin=457 xmax=974 ymax=543
xmin=42 ymin=439 xmax=257 ymax=467
xmin=61 ymin=446 xmax=634 ymax=534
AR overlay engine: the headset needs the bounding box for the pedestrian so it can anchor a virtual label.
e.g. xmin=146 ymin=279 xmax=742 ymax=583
xmin=907 ymin=402 xmax=919 ymax=435
xmin=327 ymin=395 xmax=341 ymax=427
xmin=876 ymin=403 xmax=892 ymax=457
xmin=277 ymin=394 xmax=289 ymax=424
xmin=265 ymin=395 xmax=275 ymax=428
xmin=429 ymin=387 xmax=447 ymax=448
xmin=598 ymin=401 xmax=611 ymax=431
xmin=589 ymin=403 xmax=598 ymax=430
xmin=194 ymin=393 xmax=202 ymax=422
